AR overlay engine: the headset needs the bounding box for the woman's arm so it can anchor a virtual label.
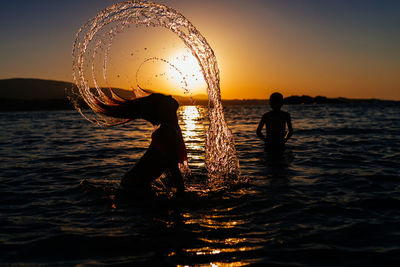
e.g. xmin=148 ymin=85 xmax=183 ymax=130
xmin=168 ymin=164 xmax=185 ymax=195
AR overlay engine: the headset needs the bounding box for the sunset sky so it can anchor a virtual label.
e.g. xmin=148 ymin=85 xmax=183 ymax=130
xmin=1 ymin=0 xmax=399 ymax=100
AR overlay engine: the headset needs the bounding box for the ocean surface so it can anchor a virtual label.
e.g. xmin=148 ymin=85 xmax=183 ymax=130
xmin=1 ymin=103 xmax=399 ymax=266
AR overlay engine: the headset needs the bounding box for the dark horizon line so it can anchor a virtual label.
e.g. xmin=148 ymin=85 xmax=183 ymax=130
xmin=0 ymin=77 xmax=398 ymax=102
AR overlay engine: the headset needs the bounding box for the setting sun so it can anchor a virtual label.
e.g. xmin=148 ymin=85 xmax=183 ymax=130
xmin=166 ymin=50 xmax=207 ymax=96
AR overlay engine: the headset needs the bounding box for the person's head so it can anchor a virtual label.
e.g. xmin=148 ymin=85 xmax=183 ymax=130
xmin=269 ymin=92 xmax=284 ymax=110
xmin=93 ymin=93 xmax=179 ymax=126
xmin=143 ymin=93 xmax=179 ymax=125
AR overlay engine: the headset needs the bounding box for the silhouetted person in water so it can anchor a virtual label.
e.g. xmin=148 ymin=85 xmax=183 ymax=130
xmin=94 ymin=93 xmax=186 ymax=195
xmin=257 ymin=92 xmax=293 ymax=154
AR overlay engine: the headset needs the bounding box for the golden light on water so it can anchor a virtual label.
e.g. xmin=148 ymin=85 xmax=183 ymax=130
xmin=199 ymin=237 xmax=247 ymax=245
xmin=182 ymin=212 xmax=245 ymax=229
xmin=177 ymin=105 xmax=206 ymax=170
xmin=179 ymin=212 xmax=255 ymax=266
xmin=179 ymin=105 xmax=205 ymax=154
xmin=182 ymin=246 xmax=259 ymax=266
xmin=185 ymin=246 xmax=258 ymax=255
xmin=180 ymin=105 xmax=201 ymax=138
xmin=179 ymin=262 xmax=251 ymax=267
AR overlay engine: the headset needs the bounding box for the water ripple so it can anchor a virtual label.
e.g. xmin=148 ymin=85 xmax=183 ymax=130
xmin=1 ymin=104 xmax=399 ymax=265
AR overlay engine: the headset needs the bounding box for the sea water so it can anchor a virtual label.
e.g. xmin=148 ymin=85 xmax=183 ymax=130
xmin=1 ymin=103 xmax=399 ymax=266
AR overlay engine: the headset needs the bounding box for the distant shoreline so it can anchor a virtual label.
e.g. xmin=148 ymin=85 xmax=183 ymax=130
xmin=0 ymin=78 xmax=398 ymax=111
xmin=1 ymin=97 xmax=398 ymax=112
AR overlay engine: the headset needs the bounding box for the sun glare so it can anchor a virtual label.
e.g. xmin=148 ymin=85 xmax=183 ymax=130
xmin=179 ymin=105 xmax=205 ymax=169
xmin=166 ymin=50 xmax=207 ymax=95
xmin=180 ymin=105 xmax=201 ymax=139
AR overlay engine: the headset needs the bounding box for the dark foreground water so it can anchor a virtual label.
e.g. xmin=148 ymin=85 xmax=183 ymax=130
xmin=1 ymin=103 xmax=399 ymax=266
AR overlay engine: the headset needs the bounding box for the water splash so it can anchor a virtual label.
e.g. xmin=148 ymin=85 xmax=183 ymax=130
xmin=71 ymin=0 xmax=240 ymax=180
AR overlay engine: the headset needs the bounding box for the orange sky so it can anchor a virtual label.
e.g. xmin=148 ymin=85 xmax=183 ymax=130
xmin=1 ymin=0 xmax=399 ymax=100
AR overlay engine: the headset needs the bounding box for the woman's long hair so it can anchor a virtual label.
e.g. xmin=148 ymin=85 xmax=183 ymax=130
xmin=91 ymin=89 xmax=179 ymax=125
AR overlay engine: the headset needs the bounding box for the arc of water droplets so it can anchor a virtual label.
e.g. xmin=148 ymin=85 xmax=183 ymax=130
xmin=135 ymin=56 xmax=189 ymax=95
xmin=72 ymin=0 xmax=240 ymax=180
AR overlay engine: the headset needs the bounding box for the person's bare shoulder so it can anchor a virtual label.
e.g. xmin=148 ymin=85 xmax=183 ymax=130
xmin=260 ymin=112 xmax=269 ymax=121
xmin=263 ymin=112 xmax=271 ymax=117
xmin=264 ymin=111 xmax=273 ymax=118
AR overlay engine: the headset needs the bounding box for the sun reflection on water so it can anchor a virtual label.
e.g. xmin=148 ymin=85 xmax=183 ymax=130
xmin=178 ymin=212 xmax=255 ymax=266
xmin=179 ymin=105 xmax=203 ymax=139
xmin=178 ymin=105 xmax=206 ymax=169
xmin=185 ymin=246 xmax=259 ymax=255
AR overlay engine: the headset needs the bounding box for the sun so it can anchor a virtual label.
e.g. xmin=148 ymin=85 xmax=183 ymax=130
xmin=165 ymin=50 xmax=207 ymax=95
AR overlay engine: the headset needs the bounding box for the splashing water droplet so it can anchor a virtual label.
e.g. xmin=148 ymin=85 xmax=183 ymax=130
xmin=71 ymin=0 xmax=240 ymax=181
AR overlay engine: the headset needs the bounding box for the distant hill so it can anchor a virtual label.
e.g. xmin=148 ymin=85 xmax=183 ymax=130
xmin=0 ymin=78 xmax=397 ymax=111
xmin=283 ymin=95 xmax=398 ymax=105
xmin=0 ymin=78 xmax=207 ymax=111
xmin=0 ymin=78 xmax=75 ymax=111
xmin=0 ymin=78 xmax=75 ymax=100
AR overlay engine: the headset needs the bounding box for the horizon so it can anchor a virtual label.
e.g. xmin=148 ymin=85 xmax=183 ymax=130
xmin=1 ymin=0 xmax=399 ymax=100
xmin=2 ymin=77 xmax=398 ymax=102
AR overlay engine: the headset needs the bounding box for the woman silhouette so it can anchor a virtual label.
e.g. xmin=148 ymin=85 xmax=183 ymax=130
xmin=93 ymin=93 xmax=187 ymax=195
